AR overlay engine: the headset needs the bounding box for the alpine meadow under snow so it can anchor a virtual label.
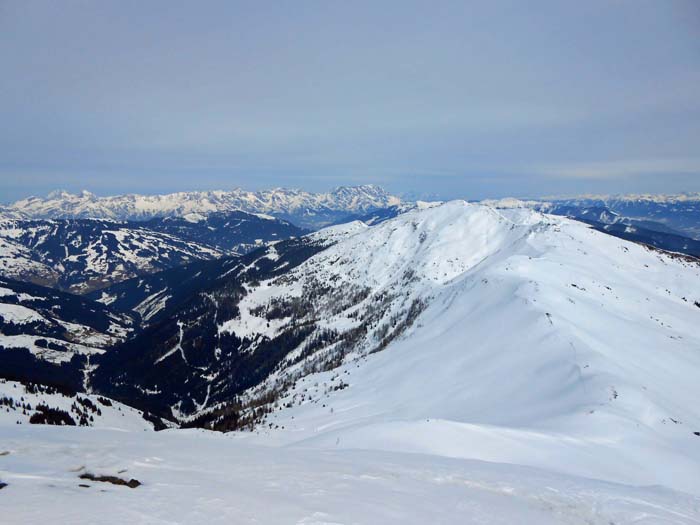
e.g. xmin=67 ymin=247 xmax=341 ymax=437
xmin=2 ymin=197 xmax=700 ymax=523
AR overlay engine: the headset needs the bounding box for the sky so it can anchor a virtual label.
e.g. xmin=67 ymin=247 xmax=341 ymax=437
xmin=1 ymin=0 xmax=699 ymax=202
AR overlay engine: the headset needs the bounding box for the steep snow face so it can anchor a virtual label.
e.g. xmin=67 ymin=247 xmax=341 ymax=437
xmin=296 ymin=201 xmax=531 ymax=291
xmin=8 ymin=185 xmax=400 ymax=228
xmin=221 ymin=202 xmax=542 ymax=377
xmin=219 ymin=201 xmax=700 ymax=495
xmin=303 ymin=219 xmax=369 ymax=244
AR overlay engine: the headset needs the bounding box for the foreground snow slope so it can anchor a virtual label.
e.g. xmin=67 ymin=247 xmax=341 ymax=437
xmin=1 ymin=425 xmax=699 ymax=524
xmin=224 ymin=201 xmax=700 ymax=495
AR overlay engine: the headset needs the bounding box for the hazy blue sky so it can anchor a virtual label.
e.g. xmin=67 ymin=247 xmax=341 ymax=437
xmin=1 ymin=0 xmax=699 ymax=202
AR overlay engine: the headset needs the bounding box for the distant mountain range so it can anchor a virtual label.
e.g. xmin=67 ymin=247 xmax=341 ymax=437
xmin=6 ymin=186 xmax=699 ymax=239
xmin=0 ymin=186 xmax=397 ymax=295
xmin=482 ymin=194 xmax=700 ymax=255
xmin=5 ymin=185 xmax=400 ymax=230
xmin=2 ymin=187 xmax=700 ymax=298
xmin=539 ymin=194 xmax=700 ymax=240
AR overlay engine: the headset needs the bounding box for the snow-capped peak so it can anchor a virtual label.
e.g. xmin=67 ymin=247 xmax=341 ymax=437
xmin=8 ymin=186 xmax=401 ymax=227
xmin=211 ymin=200 xmax=700 ymax=495
xmin=299 ymin=201 xmax=539 ymax=287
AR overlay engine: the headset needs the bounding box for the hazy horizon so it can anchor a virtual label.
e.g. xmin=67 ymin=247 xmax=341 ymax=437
xmin=5 ymin=183 xmax=700 ymax=208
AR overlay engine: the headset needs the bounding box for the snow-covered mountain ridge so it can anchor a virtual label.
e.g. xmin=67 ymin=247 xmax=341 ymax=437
xmin=0 ymin=212 xmax=304 ymax=294
xmin=7 ymin=185 xmax=400 ymax=229
xmin=214 ymin=201 xmax=700 ymax=494
xmin=88 ymin=200 xmax=700 ymax=497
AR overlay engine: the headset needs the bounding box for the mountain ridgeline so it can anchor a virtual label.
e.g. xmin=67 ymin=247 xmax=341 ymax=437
xmin=0 ymin=211 xmax=305 ymax=294
xmin=6 ymin=185 xmax=400 ymax=229
xmin=86 ymin=200 xmax=700 ymax=453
